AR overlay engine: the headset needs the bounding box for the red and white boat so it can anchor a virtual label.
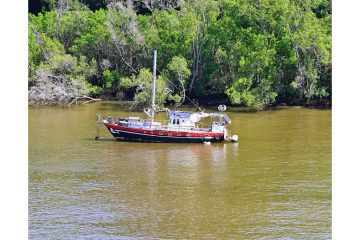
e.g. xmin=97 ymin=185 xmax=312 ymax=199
xmin=99 ymin=51 xmax=238 ymax=143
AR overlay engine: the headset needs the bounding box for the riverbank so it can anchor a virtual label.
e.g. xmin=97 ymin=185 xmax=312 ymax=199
xmin=96 ymin=92 xmax=332 ymax=111
xmin=29 ymin=98 xmax=331 ymax=114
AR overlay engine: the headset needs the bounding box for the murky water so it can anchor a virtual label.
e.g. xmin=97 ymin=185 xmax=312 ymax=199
xmin=29 ymin=102 xmax=331 ymax=239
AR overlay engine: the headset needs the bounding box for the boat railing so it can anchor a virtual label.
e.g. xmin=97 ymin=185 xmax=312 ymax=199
xmin=159 ymin=125 xmax=210 ymax=132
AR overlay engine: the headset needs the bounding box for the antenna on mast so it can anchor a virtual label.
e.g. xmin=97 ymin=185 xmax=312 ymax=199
xmin=151 ymin=50 xmax=157 ymax=122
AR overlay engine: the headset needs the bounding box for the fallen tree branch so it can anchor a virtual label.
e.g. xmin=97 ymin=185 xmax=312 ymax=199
xmin=29 ymin=69 xmax=101 ymax=106
xmin=68 ymin=96 xmax=101 ymax=107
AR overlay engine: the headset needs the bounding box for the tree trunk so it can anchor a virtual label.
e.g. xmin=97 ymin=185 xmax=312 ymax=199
xmin=189 ymin=14 xmax=205 ymax=94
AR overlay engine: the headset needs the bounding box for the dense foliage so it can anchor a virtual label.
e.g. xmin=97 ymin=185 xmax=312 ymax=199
xmin=29 ymin=0 xmax=331 ymax=110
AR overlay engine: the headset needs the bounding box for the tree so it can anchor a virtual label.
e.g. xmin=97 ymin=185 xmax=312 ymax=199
xmin=28 ymin=0 xmax=332 ymax=108
xmin=165 ymin=56 xmax=191 ymax=106
xmin=106 ymin=1 xmax=145 ymax=74
xmin=288 ymin=1 xmax=331 ymax=104
xmin=129 ymin=68 xmax=173 ymax=109
xmin=225 ymin=32 xmax=278 ymax=110
xmin=28 ymin=30 xmax=99 ymax=105
xmin=140 ymin=0 xmax=184 ymax=12
xmin=180 ymin=0 xmax=219 ymax=94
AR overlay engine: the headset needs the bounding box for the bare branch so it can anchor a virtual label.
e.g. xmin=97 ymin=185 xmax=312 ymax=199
xmin=141 ymin=0 xmax=184 ymax=12
xmin=29 ymin=69 xmax=97 ymax=106
xmin=68 ymin=96 xmax=101 ymax=107
xmin=106 ymin=2 xmax=144 ymax=74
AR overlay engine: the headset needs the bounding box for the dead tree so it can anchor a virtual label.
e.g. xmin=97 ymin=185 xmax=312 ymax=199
xmin=29 ymin=69 xmax=100 ymax=106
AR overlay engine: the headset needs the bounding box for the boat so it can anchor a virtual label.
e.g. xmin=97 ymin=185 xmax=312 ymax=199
xmin=97 ymin=50 xmax=238 ymax=143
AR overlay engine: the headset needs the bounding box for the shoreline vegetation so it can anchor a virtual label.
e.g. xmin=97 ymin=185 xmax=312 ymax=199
xmin=28 ymin=98 xmax=331 ymax=114
xmin=28 ymin=0 xmax=331 ymax=111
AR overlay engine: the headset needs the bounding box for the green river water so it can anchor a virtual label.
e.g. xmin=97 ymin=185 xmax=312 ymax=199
xmin=29 ymin=101 xmax=331 ymax=239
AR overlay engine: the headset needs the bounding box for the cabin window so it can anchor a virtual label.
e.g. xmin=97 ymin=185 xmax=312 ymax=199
xmin=177 ymin=119 xmax=180 ymax=125
xmin=173 ymin=119 xmax=176 ymax=124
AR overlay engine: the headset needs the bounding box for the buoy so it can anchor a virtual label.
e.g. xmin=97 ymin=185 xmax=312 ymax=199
xmin=231 ymin=135 xmax=238 ymax=142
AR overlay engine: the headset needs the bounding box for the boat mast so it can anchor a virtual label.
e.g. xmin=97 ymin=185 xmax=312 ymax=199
xmin=151 ymin=50 xmax=157 ymax=122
